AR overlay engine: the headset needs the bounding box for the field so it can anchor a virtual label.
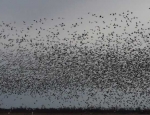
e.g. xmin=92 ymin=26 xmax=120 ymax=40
xmin=1 ymin=108 xmax=150 ymax=115
xmin=1 ymin=113 xmax=150 ymax=115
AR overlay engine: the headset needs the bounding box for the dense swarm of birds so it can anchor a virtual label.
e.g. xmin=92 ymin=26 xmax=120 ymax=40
xmin=0 ymin=9 xmax=150 ymax=109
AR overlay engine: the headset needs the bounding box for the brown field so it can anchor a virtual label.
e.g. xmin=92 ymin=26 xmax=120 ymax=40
xmin=0 ymin=113 xmax=150 ymax=115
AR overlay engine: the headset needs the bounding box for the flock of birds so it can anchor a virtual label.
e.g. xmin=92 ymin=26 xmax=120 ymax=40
xmin=0 ymin=9 xmax=150 ymax=109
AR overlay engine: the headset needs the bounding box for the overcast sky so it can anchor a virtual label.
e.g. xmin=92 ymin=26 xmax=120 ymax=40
xmin=0 ymin=0 xmax=150 ymax=49
xmin=0 ymin=0 xmax=150 ymax=22
xmin=1 ymin=0 xmax=150 ymax=109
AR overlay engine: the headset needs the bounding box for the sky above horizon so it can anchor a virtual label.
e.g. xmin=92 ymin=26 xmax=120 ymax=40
xmin=0 ymin=0 xmax=150 ymax=109
xmin=0 ymin=0 xmax=150 ymax=50
xmin=0 ymin=0 xmax=150 ymax=22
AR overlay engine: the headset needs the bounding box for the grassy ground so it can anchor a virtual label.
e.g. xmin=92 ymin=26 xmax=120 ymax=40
xmin=0 ymin=113 xmax=150 ymax=115
xmin=1 ymin=108 xmax=150 ymax=115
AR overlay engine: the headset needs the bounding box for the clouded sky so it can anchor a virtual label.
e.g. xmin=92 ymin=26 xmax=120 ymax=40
xmin=0 ymin=0 xmax=150 ymax=47
xmin=0 ymin=0 xmax=150 ymax=22
xmin=1 ymin=0 xmax=150 ymax=109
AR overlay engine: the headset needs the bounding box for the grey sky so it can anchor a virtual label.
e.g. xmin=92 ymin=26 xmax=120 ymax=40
xmin=0 ymin=0 xmax=150 ymax=50
xmin=0 ymin=0 xmax=150 ymax=22
xmin=0 ymin=0 xmax=150 ymax=109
